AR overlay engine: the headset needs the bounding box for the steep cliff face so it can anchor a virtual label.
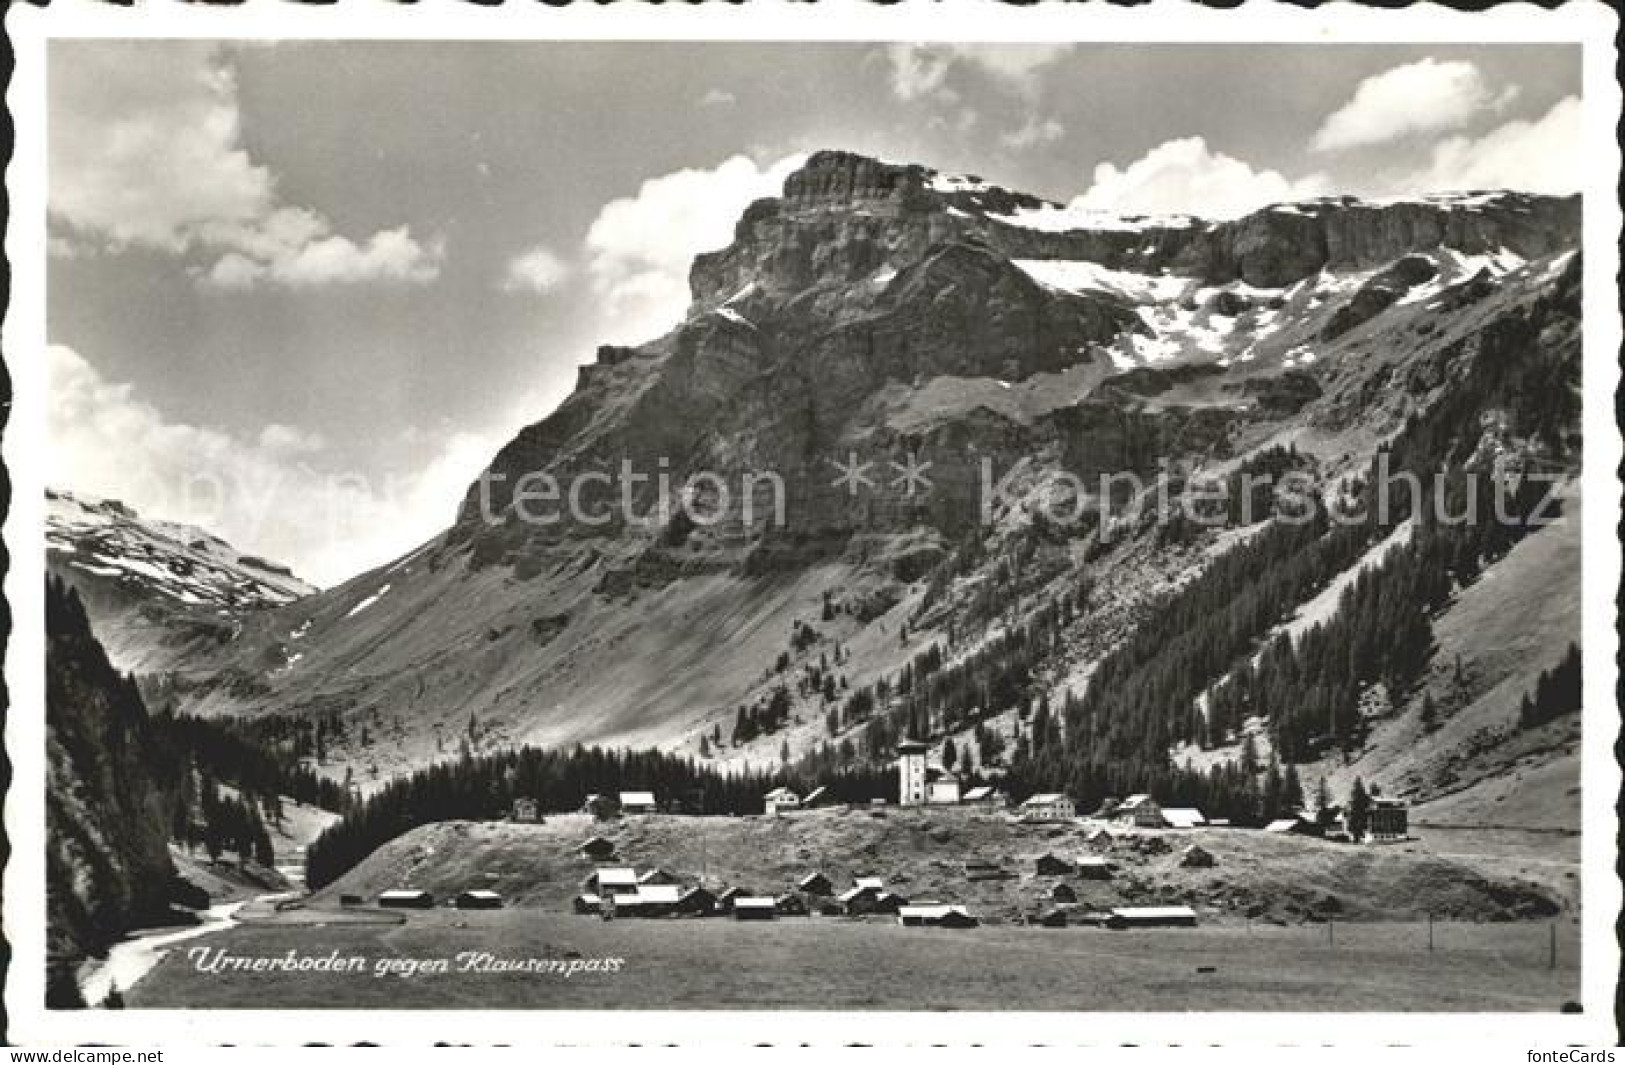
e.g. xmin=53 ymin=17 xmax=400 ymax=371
xmin=450 ymin=152 xmax=1577 ymax=576
xmin=155 ymin=150 xmax=1581 ymax=790
xmin=46 ymin=577 xmax=181 ymax=1002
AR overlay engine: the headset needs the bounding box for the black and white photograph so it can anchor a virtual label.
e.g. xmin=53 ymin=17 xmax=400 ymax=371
xmin=4 ymin=1 xmax=1620 ymax=1047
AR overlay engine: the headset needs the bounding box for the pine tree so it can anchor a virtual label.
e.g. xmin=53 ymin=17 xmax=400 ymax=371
xmin=1348 ymin=777 xmax=1371 ymax=841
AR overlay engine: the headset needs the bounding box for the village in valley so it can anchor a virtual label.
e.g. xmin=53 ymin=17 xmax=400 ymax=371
xmin=105 ymin=735 xmax=1579 ymax=1013
xmin=423 ymin=740 xmax=1415 ymax=931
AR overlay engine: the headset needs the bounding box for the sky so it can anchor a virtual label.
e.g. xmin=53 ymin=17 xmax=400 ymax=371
xmin=45 ymin=41 xmax=1582 ymax=587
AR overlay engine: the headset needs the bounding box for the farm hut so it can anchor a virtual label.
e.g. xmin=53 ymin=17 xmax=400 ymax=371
xmin=1106 ymin=905 xmax=1198 ymax=929
xmin=1034 ymin=853 xmax=1074 ymax=876
xmin=733 ymin=897 xmax=778 ymax=921
xmin=1049 ymin=882 xmax=1078 ymax=904
xmin=775 ymin=893 xmax=810 ymax=916
xmin=638 ymin=868 xmax=681 ymax=886
xmin=764 ymin=787 xmax=801 ymax=816
xmin=1369 ymin=797 xmax=1410 ymax=842
xmin=898 ymin=904 xmax=977 ymax=928
xmin=1019 ymin=793 xmax=1076 ymax=823
xmin=586 ymin=867 xmax=640 ymax=894
xmin=717 ymin=886 xmax=753 ymax=913
xmin=819 ymin=902 xmax=845 ymax=917
xmin=1180 ymin=844 xmax=1216 ymax=868
xmin=573 ymin=893 xmax=603 ymax=915
xmin=872 ymin=891 xmax=908 ymax=915
xmin=583 ymin=794 xmax=619 ymax=820
xmin=610 ymin=893 xmax=645 ymax=916
xmin=926 ymin=767 xmax=961 ymax=806
xmin=1076 ymin=856 xmax=1114 ymax=880
xmin=510 ymin=797 xmax=541 ymax=823
xmin=627 ymin=885 xmax=683 ymax=917
xmin=798 ymin=872 xmax=834 ymax=896
xmin=378 ymin=889 xmax=434 ymax=909
xmin=675 ymin=886 xmax=717 ymax=916
xmin=838 ymin=885 xmax=881 ymax=914
xmin=801 ymin=786 xmax=829 ymax=808
xmin=1039 ymin=909 xmax=1068 ymax=928
xmin=1113 ymin=794 xmax=1158 ymax=825
xmin=579 ymin=836 xmax=616 ymax=860
xmin=1084 ymin=827 xmax=1114 ymax=852
xmin=898 ymin=904 xmax=939 ymax=927
xmin=339 ymin=893 xmax=363 ymax=906
xmin=619 ymin=790 xmax=659 ymax=814
xmin=853 ymin=875 xmax=886 ymax=892
xmin=454 ymin=889 xmax=504 ymax=910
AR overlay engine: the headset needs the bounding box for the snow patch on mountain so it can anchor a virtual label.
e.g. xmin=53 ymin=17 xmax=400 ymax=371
xmin=47 ymin=488 xmax=316 ymax=608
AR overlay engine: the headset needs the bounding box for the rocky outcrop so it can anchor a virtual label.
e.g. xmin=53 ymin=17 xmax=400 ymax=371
xmin=446 ymin=151 xmax=1579 ymax=585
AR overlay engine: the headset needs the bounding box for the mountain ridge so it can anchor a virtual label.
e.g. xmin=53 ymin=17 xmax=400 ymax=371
xmin=78 ymin=150 xmax=1581 ymax=818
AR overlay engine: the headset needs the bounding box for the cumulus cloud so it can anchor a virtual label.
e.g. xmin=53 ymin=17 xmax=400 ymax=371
xmin=1311 ymin=58 xmax=1519 ymax=153
xmin=49 ymin=42 xmax=441 ymax=290
xmin=882 ymin=43 xmax=1072 ymax=102
xmin=699 ymin=88 xmax=737 ymax=107
xmin=49 ymin=344 xmax=500 ymax=586
xmin=257 ymin=423 xmax=327 ymax=456
xmin=583 ymin=153 xmax=805 ymax=345
xmin=1075 ymin=137 xmax=1329 ymax=220
xmin=501 ymin=245 xmax=571 ymax=295
xmin=1000 ymin=116 xmax=1066 ymax=151
xmin=1386 ymin=95 xmax=1582 ymax=197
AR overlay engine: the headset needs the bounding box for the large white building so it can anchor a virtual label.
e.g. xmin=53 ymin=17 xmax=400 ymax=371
xmin=1019 ymin=793 xmax=1076 ymax=822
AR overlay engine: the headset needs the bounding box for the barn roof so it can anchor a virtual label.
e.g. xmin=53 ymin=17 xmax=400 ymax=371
xmin=854 ymin=876 xmax=885 ymax=891
xmin=734 ymin=896 xmax=778 ymax=909
xmin=634 ymin=885 xmax=683 ymax=904
xmin=962 ymin=786 xmax=994 ymax=802
xmin=764 ymin=787 xmax=799 ymax=801
xmin=595 ymin=867 xmax=639 ymax=888
xmin=898 ymin=904 xmax=969 ymax=920
xmin=838 ymin=885 xmax=879 ymax=902
xmin=1117 ymin=794 xmax=1154 ymax=810
xmin=1112 ymin=905 xmax=1197 ymax=919
xmin=1264 ymin=818 xmax=1304 ymax=833
xmin=619 ymin=790 xmax=657 ymax=806
xmin=459 ymin=889 xmax=502 ymax=900
xmin=802 ymin=786 xmax=828 ymax=805
xmin=1161 ymin=808 xmax=1206 ymax=828
xmin=1022 ymin=793 xmax=1069 ymax=806
xmin=379 ymin=889 xmax=430 ymax=900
